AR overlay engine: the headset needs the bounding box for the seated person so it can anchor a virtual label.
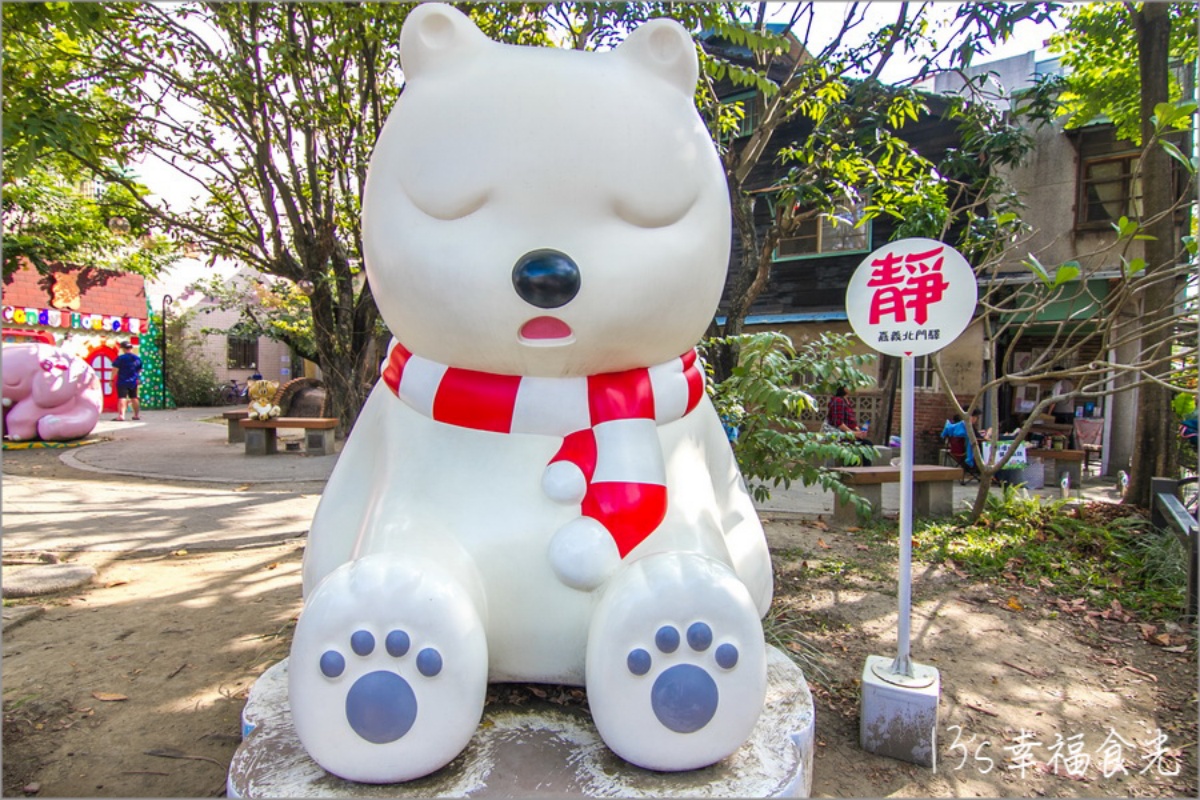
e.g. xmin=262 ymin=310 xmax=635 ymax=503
xmin=1050 ymin=378 xmax=1076 ymax=424
xmin=825 ymin=386 xmax=874 ymax=466
xmin=968 ymin=410 xmax=991 ymax=441
xmin=941 ymin=411 xmax=989 ymax=468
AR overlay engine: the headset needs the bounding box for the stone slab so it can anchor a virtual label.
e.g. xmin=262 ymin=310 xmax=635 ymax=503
xmin=2 ymin=564 xmax=97 ymax=598
xmin=2 ymin=605 xmax=46 ymax=632
xmin=228 ymin=646 xmax=814 ymax=798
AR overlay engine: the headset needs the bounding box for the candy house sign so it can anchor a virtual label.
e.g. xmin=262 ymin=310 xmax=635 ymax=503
xmin=1 ymin=305 xmax=142 ymax=334
xmin=845 ymin=237 xmax=976 ymax=357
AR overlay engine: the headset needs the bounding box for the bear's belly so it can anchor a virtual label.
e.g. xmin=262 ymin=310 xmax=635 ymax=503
xmin=320 ymin=397 xmax=744 ymax=684
xmin=361 ymin=409 xmax=595 ymax=682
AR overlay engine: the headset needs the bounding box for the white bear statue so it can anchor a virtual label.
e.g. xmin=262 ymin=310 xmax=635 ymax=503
xmin=289 ymin=3 xmax=774 ymax=784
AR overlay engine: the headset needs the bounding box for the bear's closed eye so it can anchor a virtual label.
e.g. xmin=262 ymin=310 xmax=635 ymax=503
xmin=613 ymin=193 xmax=697 ymax=229
xmin=403 ymin=186 xmax=490 ymax=221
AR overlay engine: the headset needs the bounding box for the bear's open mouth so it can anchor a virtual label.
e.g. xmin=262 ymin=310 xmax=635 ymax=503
xmin=518 ymin=316 xmax=575 ymax=346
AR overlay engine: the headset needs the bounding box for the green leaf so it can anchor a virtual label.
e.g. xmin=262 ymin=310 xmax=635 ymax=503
xmin=1159 ymin=140 xmax=1197 ymax=175
xmin=1122 ymin=257 xmax=1146 ymax=278
xmin=1052 ymin=261 xmax=1081 ymax=287
xmin=1022 ymin=254 xmax=1052 ymax=287
xmin=1112 ymin=216 xmax=1141 ymax=239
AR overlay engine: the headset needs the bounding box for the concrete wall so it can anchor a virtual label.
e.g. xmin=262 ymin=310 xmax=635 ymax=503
xmin=188 ymin=304 xmax=294 ymax=386
xmin=995 ymin=121 xmax=1141 ymax=276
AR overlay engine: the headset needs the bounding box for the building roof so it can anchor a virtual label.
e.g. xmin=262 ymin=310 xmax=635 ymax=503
xmin=3 ymin=259 xmax=147 ymax=319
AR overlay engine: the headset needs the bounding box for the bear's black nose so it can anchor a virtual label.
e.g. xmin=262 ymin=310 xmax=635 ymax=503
xmin=512 ymin=250 xmax=581 ymax=309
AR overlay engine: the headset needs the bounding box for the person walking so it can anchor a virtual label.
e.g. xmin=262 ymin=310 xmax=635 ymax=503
xmin=113 ymin=342 xmax=143 ymax=421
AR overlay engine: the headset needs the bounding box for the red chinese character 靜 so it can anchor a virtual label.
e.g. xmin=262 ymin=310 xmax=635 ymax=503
xmin=867 ymin=246 xmax=951 ymax=325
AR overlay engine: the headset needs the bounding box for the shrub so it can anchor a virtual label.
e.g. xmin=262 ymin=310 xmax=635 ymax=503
xmin=164 ymin=314 xmax=221 ymax=406
xmin=700 ymin=331 xmax=876 ymax=509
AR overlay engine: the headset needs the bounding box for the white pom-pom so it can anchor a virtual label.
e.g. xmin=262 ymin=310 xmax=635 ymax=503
xmin=547 ymin=517 xmax=620 ymax=591
xmin=542 ymin=461 xmax=587 ymax=504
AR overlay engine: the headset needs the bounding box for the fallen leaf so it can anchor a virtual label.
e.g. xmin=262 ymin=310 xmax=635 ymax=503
xmin=104 ymin=580 xmax=129 ymax=588
xmin=856 ymin=544 xmax=870 ymax=551
xmin=812 ymin=520 xmax=829 ymax=531
xmin=1163 ymin=645 xmax=1189 ymax=653
xmin=1153 ymin=634 xmax=1172 ymax=647
xmin=1036 ymin=761 xmax=1088 ymax=781
xmin=266 ymin=562 xmax=279 ymax=570
xmin=817 ymin=538 xmax=831 ymax=549
xmin=234 ymin=484 xmax=252 ymax=492
xmin=1005 ymin=596 xmax=1024 ymax=612
xmin=170 ymin=549 xmax=188 ymax=557
xmin=91 ymin=691 xmax=128 ymax=702
xmin=1139 ymin=623 xmax=1158 ymax=640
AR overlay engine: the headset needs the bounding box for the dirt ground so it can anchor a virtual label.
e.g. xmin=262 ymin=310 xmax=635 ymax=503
xmin=2 ymin=452 xmax=1197 ymax=797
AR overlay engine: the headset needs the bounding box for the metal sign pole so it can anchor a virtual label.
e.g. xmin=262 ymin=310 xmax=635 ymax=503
xmin=891 ymin=354 xmax=915 ymax=678
xmin=849 ymin=238 xmax=973 ymax=767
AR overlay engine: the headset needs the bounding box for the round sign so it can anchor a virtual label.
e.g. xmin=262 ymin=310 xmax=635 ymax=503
xmin=845 ymin=237 xmax=977 ymax=357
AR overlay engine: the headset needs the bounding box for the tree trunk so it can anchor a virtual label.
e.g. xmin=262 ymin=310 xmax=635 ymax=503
xmin=307 ymin=277 xmax=378 ymax=439
xmin=710 ymin=187 xmax=762 ymax=382
xmin=1125 ymin=4 xmax=1179 ymax=508
xmin=876 ymin=356 xmax=900 ymax=441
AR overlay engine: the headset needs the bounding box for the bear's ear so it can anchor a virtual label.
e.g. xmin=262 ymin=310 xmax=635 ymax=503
xmin=399 ymin=2 xmax=490 ymax=82
xmin=612 ymin=18 xmax=698 ymax=96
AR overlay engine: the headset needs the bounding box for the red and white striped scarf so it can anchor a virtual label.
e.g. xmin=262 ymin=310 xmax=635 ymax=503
xmin=381 ymin=342 xmax=705 ymax=557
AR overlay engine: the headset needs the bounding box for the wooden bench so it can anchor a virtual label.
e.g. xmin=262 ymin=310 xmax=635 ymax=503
xmin=223 ymin=409 xmax=250 ymax=443
xmin=1028 ymin=448 xmax=1084 ymax=488
xmin=240 ymin=417 xmax=338 ymax=456
xmin=832 ymin=465 xmax=963 ymax=524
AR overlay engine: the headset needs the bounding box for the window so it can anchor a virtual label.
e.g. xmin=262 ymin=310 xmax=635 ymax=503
xmin=227 ymin=334 xmax=258 ymax=370
xmin=914 ymin=354 xmax=936 ymax=390
xmin=775 ymin=199 xmax=870 ymax=259
xmin=1077 ymin=152 xmax=1141 ymax=229
xmin=1076 ymin=147 xmax=1190 ymax=231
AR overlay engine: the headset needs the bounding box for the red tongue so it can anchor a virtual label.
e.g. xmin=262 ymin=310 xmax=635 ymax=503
xmin=520 ymin=316 xmax=573 ymax=340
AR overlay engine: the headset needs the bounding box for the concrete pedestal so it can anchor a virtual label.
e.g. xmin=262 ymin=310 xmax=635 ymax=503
xmin=244 ymin=427 xmax=278 ymax=456
xmin=833 ymin=480 xmax=954 ymax=524
xmin=859 ymin=654 xmax=940 ymax=768
xmin=228 ymin=646 xmax=814 ymax=798
xmin=305 ymin=427 xmax=335 ymax=456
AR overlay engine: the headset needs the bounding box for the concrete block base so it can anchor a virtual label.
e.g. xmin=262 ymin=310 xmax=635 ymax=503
xmin=228 ymin=646 xmax=815 ymax=798
xmin=914 ymin=481 xmax=953 ymax=517
xmin=859 ymin=654 xmax=939 ymax=768
xmin=244 ymin=427 xmax=277 ymax=456
xmin=834 ymin=485 xmax=880 ymax=524
xmin=305 ymin=427 xmax=334 ymax=456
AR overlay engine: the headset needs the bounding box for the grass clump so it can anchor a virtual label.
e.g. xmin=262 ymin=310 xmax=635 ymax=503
xmin=913 ymin=486 xmax=1189 ymax=621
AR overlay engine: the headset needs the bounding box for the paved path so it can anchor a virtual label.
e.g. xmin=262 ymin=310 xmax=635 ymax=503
xmin=3 ymin=407 xmax=331 ymax=554
xmin=1 ymin=406 xmax=1122 ymax=556
xmin=62 ymin=406 xmax=339 ymax=484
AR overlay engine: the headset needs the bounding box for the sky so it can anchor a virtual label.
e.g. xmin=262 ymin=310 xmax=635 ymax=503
xmin=766 ymin=2 xmax=1063 ymax=84
xmin=135 ymin=1 xmax=1066 ymax=299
